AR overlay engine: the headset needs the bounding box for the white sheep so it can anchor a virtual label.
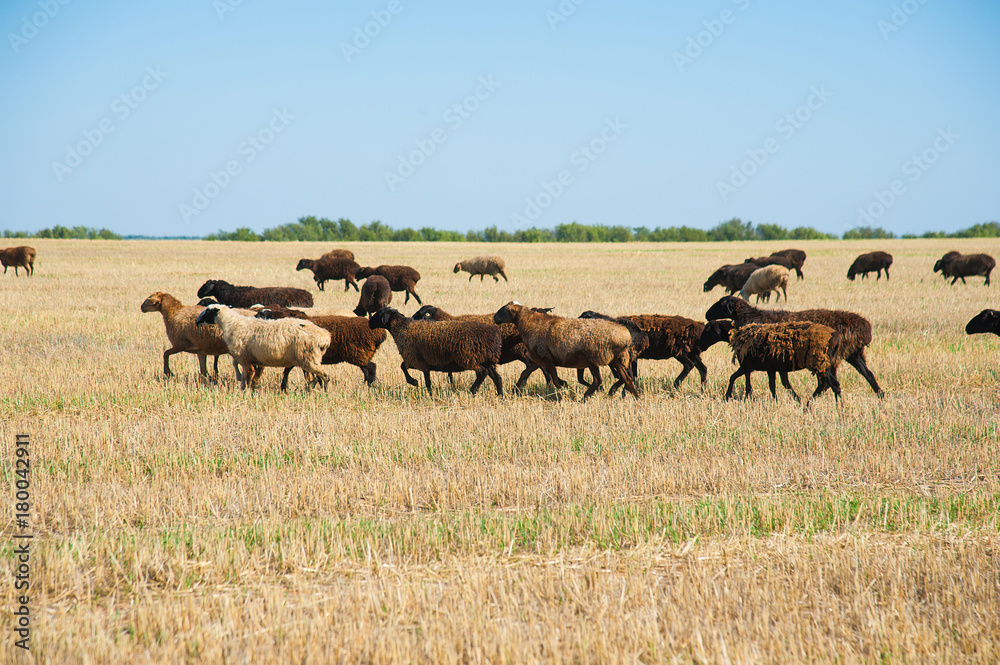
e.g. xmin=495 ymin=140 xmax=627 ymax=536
xmin=454 ymin=255 xmax=508 ymax=282
xmin=195 ymin=305 xmax=330 ymax=390
xmin=740 ymin=265 xmax=790 ymax=303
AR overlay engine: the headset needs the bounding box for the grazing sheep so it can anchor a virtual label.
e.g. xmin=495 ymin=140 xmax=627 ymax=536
xmin=700 ymin=320 xmax=842 ymax=404
xmin=454 ymin=256 xmax=508 ymax=282
xmin=493 ymin=302 xmax=638 ymax=399
xmin=255 ymin=307 xmax=387 ymax=387
xmin=368 ymin=307 xmax=502 ymax=397
xmin=847 ymin=251 xmax=893 ymax=281
xmin=197 ymin=280 xmax=313 ymax=308
xmin=933 ymin=252 xmax=995 ymax=286
xmin=582 ymin=312 xmax=708 ymax=390
xmin=706 ymin=295 xmax=883 ymax=398
xmin=745 ymin=254 xmax=794 ymax=272
xmin=740 ymin=265 xmax=790 ymax=303
xmin=295 ymin=256 xmax=362 ymax=292
xmin=355 ymin=265 xmax=422 ymax=304
xmin=574 ymin=312 xmax=650 ymax=397
xmin=770 ymin=249 xmax=807 ymax=280
xmin=141 ymin=291 xmax=242 ymax=377
xmin=195 ymin=305 xmax=329 ymax=390
xmin=321 ymin=249 xmax=355 ymax=261
xmin=966 ymin=309 xmax=1000 ymax=337
xmin=0 ymin=246 xmax=35 ymax=276
xmin=703 ymin=263 xmax=758 ymax=294
xmin=353 ymin=275 xmax=392 ymax=317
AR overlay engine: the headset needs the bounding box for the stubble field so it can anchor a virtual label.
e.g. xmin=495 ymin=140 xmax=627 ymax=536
xmin=1 ymin=238 xmax=998 ymax=664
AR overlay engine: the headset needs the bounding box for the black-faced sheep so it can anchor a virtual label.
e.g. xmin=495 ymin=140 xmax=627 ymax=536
xmin=703 ymin=263 xmax=758 ymax=294
xmin=770 ymin=249 xmax=806 ymax=280
xmin=195 ymin=305 xmax=329 ymax=390
xmin=581 ymin=312 xmax=708 ymax=390
xmin=355 ymin=265 xmax=422 ymax=304
xmin=411 ymin=305 xmax=543 ymax=391
xmin=197 ymin=280 xmax=313 ymax=308
xmin=353 ymin=275 xmax=392 ymax=318
xmin=574 ymin=312 xmax=649 ymax=397
xmin=1 ymin=246 xmax=35 ymax=276
xmin=295 ymin=256 xmax=361 ymax=292
xmin=966 ymin=309 xmax=1000 ymax=337
xmin=321 ymin=249 xmax=355 ymax=261
xmin=706 ymin=295 xmax=883 ymax=398
xmin=740 ymin=265 xmax=789 ymax=303
xmin=493 ymin=302 xmax=638 ymax=399
xmin=847 ymin=251 xmax=893 ymax=281
xmin=454 ymin=256 xmax=508 ymax=282
xmin=141 ymin=292 xmax=239 ymax=377
xmin=369 ymin=307 xmax=502 ymax=396
xmin=700 ymin=320 xmax=842 ymax=404
xmin=255 ymin=307 xmax=387 ymax=387
xmin=933 ymin=252 xmax=995 ymax=286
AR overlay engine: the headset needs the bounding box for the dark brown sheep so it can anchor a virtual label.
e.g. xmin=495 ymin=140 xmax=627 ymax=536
xmin=966 ymin=309 xmax=1000 ymax=336
xmin=369 ymin=307 xmax=502 ymax=396
xmin=321 ymin=249 xmax=355 ymax=261
xmin=703 ymin=263 xmax=757 ymax=294
xmin=700 ymin=320 xmax=842 ymax=405
xmin=745 ymin=254 xmax=794 ymax=272
xmin=582 ymin=312 xmax=708 ymax=390
xmin=255 ymin=307 xmax=387 ymax=387
xmin=197 ymin=280 xmax=313 ymax=308
xmin=354 ymin=275 xmax=392 ymax=317
xmin=933 ymin=252 xmax=995 ymax=286
xmin=770 ymin=249 xmax=806 ymax=280
xmin=411 ymin=305 xmax=543 ymax=391
xmin=1 ymin=246 xmax=35 ymax=276
xmin=706 ymin=295 xmax=883 ymax=398
xmin=847 ymin=251 xmax=893 ymax=281
xmin=295 ymin=256 xmax=361 ymax=291
xmin=355 ymin=265 xmax=422 ymax=304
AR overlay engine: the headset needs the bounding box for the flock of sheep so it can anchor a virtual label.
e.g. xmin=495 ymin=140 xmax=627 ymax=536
xmin=131 ymin=246 xmax=1000 ymax=405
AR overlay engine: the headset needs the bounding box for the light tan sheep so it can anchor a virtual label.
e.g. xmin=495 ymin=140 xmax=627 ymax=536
xmin=493 ymin=302 xmax=638 ymax=399
xmin=454 ymin=255 xmax=508 ymax=282
xmin=740 ymin=264 xmax=789 ymax=303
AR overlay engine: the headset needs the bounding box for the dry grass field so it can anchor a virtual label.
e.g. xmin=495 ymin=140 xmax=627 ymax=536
xmin=1 ymin=238 xmax=998 ymax=664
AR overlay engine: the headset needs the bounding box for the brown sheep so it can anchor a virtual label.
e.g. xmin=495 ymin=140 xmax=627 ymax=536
xmin=197 ymin=280 xmax=313 ymax=308
xmin=368 ymin=307 xmax=502 ymax=396
xmin=770 ymin=249 xmax=806 ymax=280
xmin=706 ymin=295 xmax=883 ymax=398
xmin=933 ymin=252 xmax=995 ymax=286
xmin=255 ymin=307 xmax=387 ymax=387
xmin=847 ymin=251 xmax=893 ymax=281
xmin=411 ymin=305 xmax=543 ymax=391
xmin=295 ymin=256 xmax=361 ymax=291
xmin=356 ymin=265 xmax=422 ymax=304
xmin=745 ymin=254 xmax=794 ymax=272
xmin=493 ymin=302 xmax=638 ymax=399
xmin=701 ymin=320 xmax=842 ymax=404
xmin=141 ymin=291 xmax=238 ymax=377
xmin=1 ymin=246 xmax=35 ymax=276
xmin=704 ymin=263 xmax=757 ymax=294
xmin=454 ymin=256 xmax=508 ymax=282
xmin=582 ymin=312 xmax=708 ymax=390
xmin=321 ymin=249 xmax=355 ymax=261
xmin=354 ymin=275 xmax=392 ymax=317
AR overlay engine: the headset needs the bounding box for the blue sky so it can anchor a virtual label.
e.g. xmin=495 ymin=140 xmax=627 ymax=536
xmin=2 ymin=0 xmax=998 ymax=237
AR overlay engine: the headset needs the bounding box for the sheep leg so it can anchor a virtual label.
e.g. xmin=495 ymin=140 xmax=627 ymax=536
xmin=845 ymin=350 xmax=883 ymax=398
xmin=768 ymin=371 xmax=778 ymax=399
xmin=576 ymin=368 xmax=592 ymax=388
xmin=582 ymin=365 xmax=603 ymax=400
xmin=162 ymin=346 xmax=192 ymax=377
xmin=448 ymin=372 xmax=457 ymax=386
xmin=727 ymin=368 xmax=751 ymax=400
xmin=985 ymin=270 xmax=991 ymax=286
xmin=410 ymin=288 xmax=422 ymax=305
xmin=780 ymin=284 xmax=787 ymax=302
xmin=280 ymin=367 xmax=294 ymax=391
xmin=400 ymin=362 xmax=420 ymax=386
xmin=778 ymin=372 xmax=801 ymax=403
xmin=317 ymin=280 xmax=325 ymax=292
xmin=480 ymin=274 xmax=485 ymax=281
xmin=500 ymin=270 xmax=508 ymax=282
xmin=514 ymin=361 xmax=540 ymax=391
xmin=468 ymin=274 xmax=473 ymax=282
xmin=469 ymin=370 xmax=488 ymax=395
xmin=612 ymin=359 xmax=640 ymax=399
xmin=197 ymin=354 xmax=209 ymax=377
xmin=673 ymin=357 xmax=695 ymax=389
xmin=692 ymin=354 xmax=709 ymax=386
xmin=422 ymin=370 xmax=434 ymax=396
xmin=362 ymin=362 xmax=377 ymax=385
xmin=486 ymin=366 xmax=503 ymax=396
xmin=492 ymin=274 xmax=498 ymax=282
xmin=886 ymin=267 xmax=890 ymax=281
xmin=212 ymin=355 xmax=220 ymax=376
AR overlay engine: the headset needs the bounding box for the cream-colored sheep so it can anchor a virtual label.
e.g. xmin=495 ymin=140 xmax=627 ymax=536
xmin=739 ymin=265 xmax=789 ymax=303
xmin=454 ymin=255 xmax=508 ymax=282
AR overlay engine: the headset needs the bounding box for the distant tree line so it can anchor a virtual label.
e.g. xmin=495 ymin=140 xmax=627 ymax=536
xmin=2 ymin=225 xmax=121 ymax=239
xmin=205 ymin=216 xmax=1000 ymax=243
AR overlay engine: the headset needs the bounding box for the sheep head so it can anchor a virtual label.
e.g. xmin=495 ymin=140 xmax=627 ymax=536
xmin=412 ymin=305 xmax=440 ymax=320
xmin=368 ymin=307 xmax=400 ymax=330
xmin=355 ymin=267 xmax=376 ymax=279
xmin=705 ymin=296 xmax=742 ymax=321
xmin=966 ymin=309 xmax=1000 ymax=336
xmin=493 ymin=301 xmax=523 ymax=325
xmin=197 ymin=297 xmax=219 ymax=307
xmin=140 ymin=292 xmax=166 ymax=312
xmin=295 ymin=259 xmax=314 ymax=271
xmin=578 ymin=310 xmax=610 ymax=321
xmin=697 ymin=320 xmax=734 ymax=351
xmin=453 ymin=262 xmax=463 ymax=273
xmin=196 ymin=280 xmax=228 ymax=298
xmin=195 ymin=304 xmax=223 ymax=326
